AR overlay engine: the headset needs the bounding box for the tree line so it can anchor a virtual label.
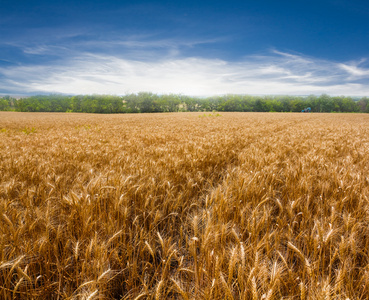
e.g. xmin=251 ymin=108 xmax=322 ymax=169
xmin=1 ymin=93 xmax=369 ymax=113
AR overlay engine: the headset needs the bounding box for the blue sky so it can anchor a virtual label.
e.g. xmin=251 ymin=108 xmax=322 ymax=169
xmin=0 ymin=0 xmax=368 ymax=96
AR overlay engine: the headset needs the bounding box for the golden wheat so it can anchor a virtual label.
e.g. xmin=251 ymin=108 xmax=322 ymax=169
xmin=1 ymin=111 xmax=369 ymax=299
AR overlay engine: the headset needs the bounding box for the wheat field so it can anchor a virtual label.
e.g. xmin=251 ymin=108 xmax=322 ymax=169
xmin=1 ymin=111 xmax=369 ymax=299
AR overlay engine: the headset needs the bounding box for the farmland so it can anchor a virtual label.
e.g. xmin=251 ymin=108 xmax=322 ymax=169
xmin=1 ymin=112 xmax=369 ymax=299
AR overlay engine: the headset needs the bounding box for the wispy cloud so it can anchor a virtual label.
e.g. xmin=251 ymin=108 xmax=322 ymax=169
xmin=338 ymin=61 xmax=369 ymax=78
xmin=0 ymin=45 xmax=369 ymax=96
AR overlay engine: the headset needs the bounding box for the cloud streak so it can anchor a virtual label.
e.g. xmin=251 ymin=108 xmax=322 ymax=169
xmin=0 ymin=46 xmax=369 ymax=96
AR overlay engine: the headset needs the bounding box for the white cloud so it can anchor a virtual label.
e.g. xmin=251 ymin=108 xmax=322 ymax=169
xmin=1 ymin=50 xmax=369 ymax=96
xmin=338 ymin=63 xmax=369 ymax=77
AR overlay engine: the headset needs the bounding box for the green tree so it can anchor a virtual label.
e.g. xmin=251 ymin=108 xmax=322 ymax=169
xmin=0 ymin=98 xmax=10 ymax=111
